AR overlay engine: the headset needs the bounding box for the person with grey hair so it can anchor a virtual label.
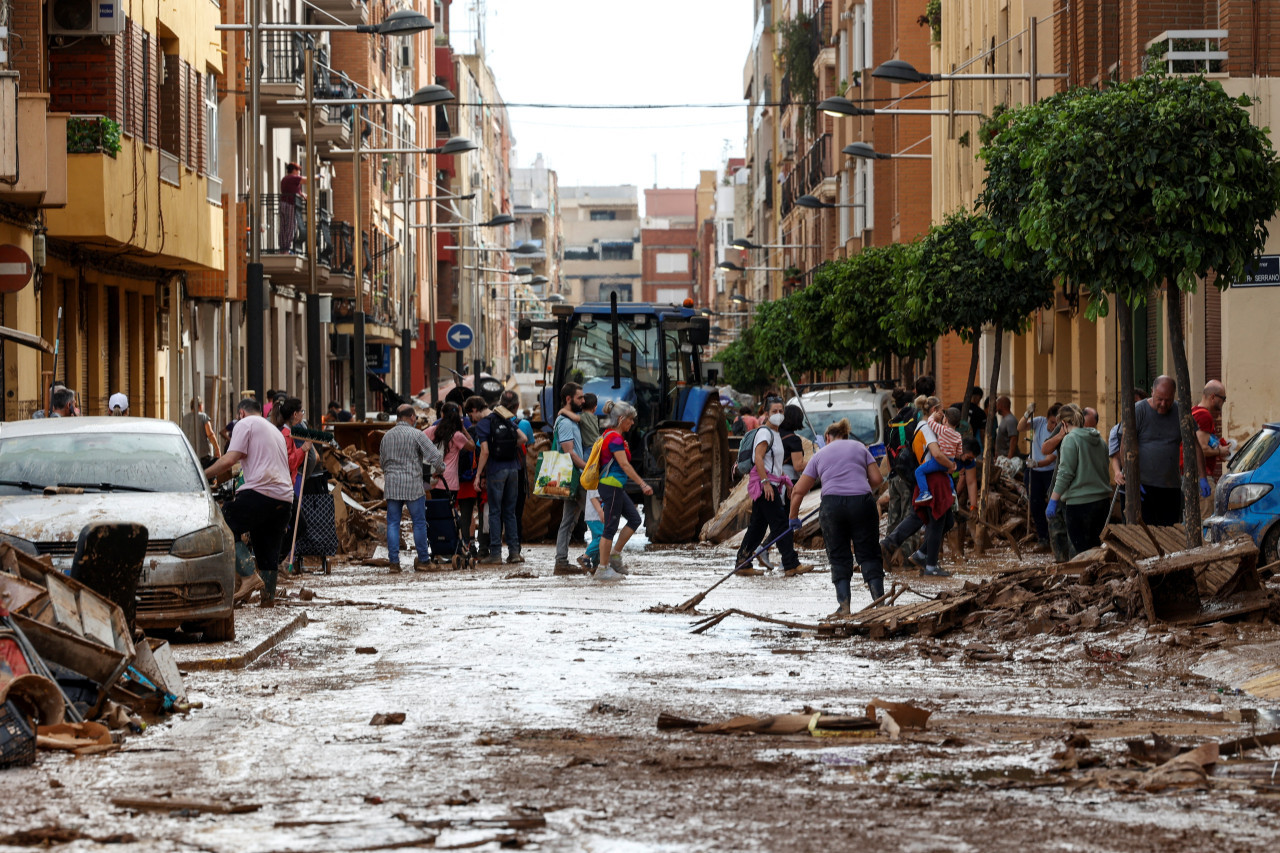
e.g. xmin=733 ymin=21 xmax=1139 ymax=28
xmin=1135 ymin=375 xmax=1209 ymax=526
xmin=379 ymin=403 xmax=446 ymax=572
xmin=594 ymin=400 xmax=652 ymax=580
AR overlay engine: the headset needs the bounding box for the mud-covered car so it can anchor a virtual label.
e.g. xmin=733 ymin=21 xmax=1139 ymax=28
xmin=0 ymin=417 xmax=236 ymax=640
xmin=1203 ymin=422 xmax=1280 ymax=564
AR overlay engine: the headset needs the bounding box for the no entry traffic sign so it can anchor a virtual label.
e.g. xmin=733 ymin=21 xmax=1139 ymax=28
xmin=0 ymin=244 xmax=33 ymax=293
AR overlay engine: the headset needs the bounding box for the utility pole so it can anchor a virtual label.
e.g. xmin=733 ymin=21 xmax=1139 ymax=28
xmin=246 ymin=0 xmax=265 ymax=404
xmin=305 ymin=42 xmax=324 ymax=424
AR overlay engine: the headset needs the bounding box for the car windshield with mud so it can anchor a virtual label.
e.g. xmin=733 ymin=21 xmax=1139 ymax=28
xmin=0 ymin=418 xmax=236 ymax=641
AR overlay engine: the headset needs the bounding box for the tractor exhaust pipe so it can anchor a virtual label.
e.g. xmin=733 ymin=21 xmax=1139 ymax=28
xmin=611 ymin=291 xmax=622 ymax=390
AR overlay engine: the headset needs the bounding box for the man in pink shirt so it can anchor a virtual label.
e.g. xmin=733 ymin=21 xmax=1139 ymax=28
xmin=203 ymin=398 xmax=295 ymax=607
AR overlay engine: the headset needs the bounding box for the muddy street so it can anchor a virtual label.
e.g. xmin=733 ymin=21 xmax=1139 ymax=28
xmin=4 ymin=540 xmax=1280 ymax=852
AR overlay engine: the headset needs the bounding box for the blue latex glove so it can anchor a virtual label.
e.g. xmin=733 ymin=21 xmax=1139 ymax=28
xmin=1199 ymin=477 xmax=1212 ymax=498
xmin=1045 ymin=498 xmax=1059 ymax=519
xmin=788 ymin=517 xmax=803 ymax=532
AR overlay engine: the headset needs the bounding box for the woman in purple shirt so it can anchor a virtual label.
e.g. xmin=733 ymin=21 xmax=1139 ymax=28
xmin=788 ymin=418 xmax=884 ymax=617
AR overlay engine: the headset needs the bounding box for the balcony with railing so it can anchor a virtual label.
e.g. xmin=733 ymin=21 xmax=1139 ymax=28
xmin=780 ymin=133 xmax=831 ymax=218
xmin=320 ymin=220 xmax=357 ymax=295
xmin=254 ymin=194 xmax=331 ymax=288
xmin=257 ymin=31 xmax=307 ymax=113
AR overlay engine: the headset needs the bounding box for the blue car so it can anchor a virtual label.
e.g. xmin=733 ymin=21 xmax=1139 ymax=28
xmin=1203 ymin=422 xmax=1280 ymax=564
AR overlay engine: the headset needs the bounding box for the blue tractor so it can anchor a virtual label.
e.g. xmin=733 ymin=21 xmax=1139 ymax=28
xmin=517 ymin=295 xmax=731 ymax=543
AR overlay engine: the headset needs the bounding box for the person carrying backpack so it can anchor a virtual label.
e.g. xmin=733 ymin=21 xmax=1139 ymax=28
xmin=472 ymin=394 xmax=528 ymax=565
xmin=734 ymin=398 xmax=810 ymax=576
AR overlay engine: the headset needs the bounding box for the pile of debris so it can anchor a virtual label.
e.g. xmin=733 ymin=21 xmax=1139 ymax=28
xmin=694 ymin=525 xmax=1277 ymax=641
xmin=1 ymin=542 xmax=191 ymax=769
xmin=318 ymin=444 xmax=388 ymax=559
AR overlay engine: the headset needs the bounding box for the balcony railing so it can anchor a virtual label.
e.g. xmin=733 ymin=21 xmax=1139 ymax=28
xmin=811 ymin=2 xmax=833 ymax=55
xmin=256 ymin=193 xmax=310 ymax=256
xmin=260 ymin=31 xmax=306 ymax=86
xmin=327 ymin=221 xmax=355 ymax=275
xmin=780 ymin=133 xmax=831 ymax=217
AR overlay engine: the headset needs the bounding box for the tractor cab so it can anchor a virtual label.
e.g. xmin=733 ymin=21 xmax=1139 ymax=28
xmin=517 ymin=296 xmax=729 ymax=542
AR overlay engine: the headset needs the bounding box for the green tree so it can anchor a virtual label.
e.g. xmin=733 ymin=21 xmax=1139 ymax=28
xmin=821 ymin=241 xmax=925 ymax=381
xmin=719 ymin=325 xmax=771 ymax=396
xmin=913 ymin=211 xmax=1054 ymax=523
xmin=980 ymin=74 xmax=1280 ymax=540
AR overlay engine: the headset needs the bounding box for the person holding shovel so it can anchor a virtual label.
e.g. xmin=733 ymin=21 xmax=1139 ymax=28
xmin=595 ymin=401 xmax=652 ymax=581
xmin=789 ymin=418 xmax=884 ymax=617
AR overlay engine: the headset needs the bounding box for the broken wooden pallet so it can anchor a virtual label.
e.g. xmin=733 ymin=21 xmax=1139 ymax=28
xmin=821 ymin=593 xmax=979 ymax=639
xmin=1127 ymin=534 xmax=1267 ymax=624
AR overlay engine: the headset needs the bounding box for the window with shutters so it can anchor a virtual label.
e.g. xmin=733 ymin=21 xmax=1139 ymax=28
xmin=655 ymin=253 xmax=689 ymax=274
xmin=205 ymin=72 xmax=219 ymax=178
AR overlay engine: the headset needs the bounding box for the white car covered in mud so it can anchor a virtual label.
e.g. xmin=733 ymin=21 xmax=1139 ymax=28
xmin=0 ymin=417 xmax=236 ymax=640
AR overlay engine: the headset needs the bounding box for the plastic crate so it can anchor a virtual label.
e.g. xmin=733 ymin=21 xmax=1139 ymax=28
xmin=0 ymin=700 xmax=36 ymax=768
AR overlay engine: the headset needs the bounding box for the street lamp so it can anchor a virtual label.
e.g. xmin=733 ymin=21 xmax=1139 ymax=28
xmin=817 ymin=95 xmax=982 ymax=118
xmin=417 ymin=212 xmax=515 ymax=230
xmin=796 ymin=194 xmax=866 ymax=209
xmin=841 ymin=142 xmax=930 ymax=161
xmin=224 ymin=5 xmax=435 ymax=408
xmin=718 ymin=261 xmax=784 ymax=272
xmin=730 ymin=239 xmax=819 ymax=250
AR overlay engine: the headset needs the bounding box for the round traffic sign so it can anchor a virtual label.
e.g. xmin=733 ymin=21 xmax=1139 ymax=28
xmin=446 ymin=322 xmax=474 ymax=351
xmin=0 ymin=244 xmax=34 ymax=294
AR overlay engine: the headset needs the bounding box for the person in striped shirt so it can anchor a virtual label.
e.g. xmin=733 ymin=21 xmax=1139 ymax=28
xmin=378 ymin=404 xmax=445 ymax=572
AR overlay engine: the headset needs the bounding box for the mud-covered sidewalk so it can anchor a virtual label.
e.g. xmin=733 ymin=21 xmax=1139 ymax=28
xmin=3 ymin=540 xmax=1280 ymax=852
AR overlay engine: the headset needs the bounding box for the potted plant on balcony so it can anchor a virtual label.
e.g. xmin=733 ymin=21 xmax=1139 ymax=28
xmin=782 ymin=265 xmax=803 ymax=286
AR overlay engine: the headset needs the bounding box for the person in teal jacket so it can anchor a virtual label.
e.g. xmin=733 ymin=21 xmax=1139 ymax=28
xmin=1047 ymin=403 xmax=1113 ymax=553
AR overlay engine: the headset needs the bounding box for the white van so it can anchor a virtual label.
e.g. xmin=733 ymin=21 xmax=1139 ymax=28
xmin=785 ymin=386 xmax=894 ymax=456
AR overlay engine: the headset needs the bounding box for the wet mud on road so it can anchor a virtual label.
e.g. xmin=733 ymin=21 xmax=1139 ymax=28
xmin=4 ymin=539 xmax=1280 ymax=851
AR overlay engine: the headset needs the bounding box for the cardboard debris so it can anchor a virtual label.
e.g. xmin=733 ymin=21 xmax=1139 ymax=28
xmin=865 ymin=698 xmax=932 ymax=732
xmin=658 ymin=710 xmax=879 ymax=737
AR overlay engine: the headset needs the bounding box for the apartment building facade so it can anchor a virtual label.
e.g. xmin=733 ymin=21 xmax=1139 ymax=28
xmin=560 ymin=185 xmax=642 ymax=306
xmin=2 ymin=0 xmax=224 ymax=421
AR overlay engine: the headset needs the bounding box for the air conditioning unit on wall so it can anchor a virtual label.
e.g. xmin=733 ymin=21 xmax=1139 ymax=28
xmin=48 ymin=0 xmax=125 ymax=37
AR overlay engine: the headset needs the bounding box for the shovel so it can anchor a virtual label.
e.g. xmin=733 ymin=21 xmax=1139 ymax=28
xmin=675 ymin=509 xmax=820 ymax=613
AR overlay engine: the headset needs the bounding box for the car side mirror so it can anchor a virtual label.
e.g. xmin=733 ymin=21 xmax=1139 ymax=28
xmin=517 ymin=318 xmax=532 ymax=341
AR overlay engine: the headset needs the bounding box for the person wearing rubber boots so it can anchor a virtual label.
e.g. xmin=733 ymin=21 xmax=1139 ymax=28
xmin=789 ymin=418 xmax=884 ymax=617
xmin=203 ymin=398 xmax=295 ymax=607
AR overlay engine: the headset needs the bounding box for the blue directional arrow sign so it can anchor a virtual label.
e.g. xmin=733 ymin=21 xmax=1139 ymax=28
xmin=446 ymin=322 xmax=474 ymax=351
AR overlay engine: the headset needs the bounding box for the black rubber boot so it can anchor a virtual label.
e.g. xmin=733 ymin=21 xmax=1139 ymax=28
xmin=867 ymin=577 xmax=885 ymax=604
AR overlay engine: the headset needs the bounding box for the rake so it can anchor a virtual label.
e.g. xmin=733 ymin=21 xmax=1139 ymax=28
xmin=675 ymin=509 xmax=820 ymax=613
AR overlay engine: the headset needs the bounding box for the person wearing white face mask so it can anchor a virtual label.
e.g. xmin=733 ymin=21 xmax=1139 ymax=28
xmin=735 ymin=397 xmax=810 ymax=575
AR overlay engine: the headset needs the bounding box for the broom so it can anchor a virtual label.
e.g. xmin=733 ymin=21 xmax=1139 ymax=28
xmin=675 ymin=509 xmax=820 ymax=613
xmin=290 ymin=425 xmax=336 ymax=445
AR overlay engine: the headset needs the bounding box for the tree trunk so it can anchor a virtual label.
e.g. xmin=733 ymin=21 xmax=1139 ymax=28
xmin=977 ymin=322 xmax=1005 ymax=542
xmin=1165 ymin=288 xmax=1203 ymax=547
xmin=959 ymin=333 xmax=980 ymax=438
xmin=1116 ymin=298 xmax=1142 ymax=525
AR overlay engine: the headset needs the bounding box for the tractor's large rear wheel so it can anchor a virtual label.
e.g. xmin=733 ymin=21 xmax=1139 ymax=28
xmin=646 ymin=428 xmax=706 ymax=543
xmin=695 ymin=399 xmax=731 ymax=528
xmin=521 ymin=432 xmax=559 ymax=542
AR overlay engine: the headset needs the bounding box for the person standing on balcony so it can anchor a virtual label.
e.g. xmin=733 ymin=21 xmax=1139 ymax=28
xmin=279 ymin=162 xmax=306 ymax=254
